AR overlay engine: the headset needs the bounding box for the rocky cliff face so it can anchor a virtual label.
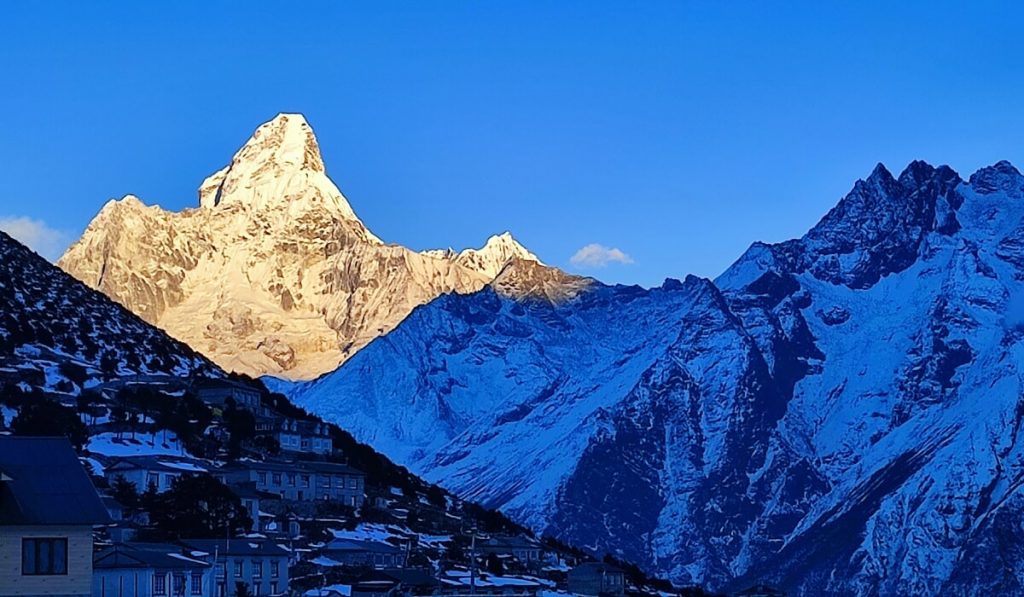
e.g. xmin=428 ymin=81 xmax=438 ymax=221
xmin=59 ymin=114 xmax=540 ymax=380
xmin=273 ymin=159 xmax=1024 ymax=595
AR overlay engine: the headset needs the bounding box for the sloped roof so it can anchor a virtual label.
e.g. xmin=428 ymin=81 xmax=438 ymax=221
xmin=479 ymin=535 xmax=541 ymax=550
xmin=569 ymin=562 xmax=625 ymax=575
xmin=182 ymin=538 xmax=289 ymax=557
xmin=105 ymin=455 xmax=210 ymax=475
xmin=302 ymin=461 xmax=364 ymax=476
xmin=94 ymin=543 xmax=211 ymax=570
xmin=0 ymin=436 xmax=111 ymax=525
xmin=325 ymin=538 xmax=402 ymax=554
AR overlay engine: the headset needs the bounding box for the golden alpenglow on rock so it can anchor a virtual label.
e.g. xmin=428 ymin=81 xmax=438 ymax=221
xmin=58 ymin=113 xmax=544 ymax=380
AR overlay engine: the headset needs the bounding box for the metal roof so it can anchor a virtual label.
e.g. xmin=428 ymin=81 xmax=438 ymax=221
xmin=0 ymin=436 xmax=112 ymax=526
xmin=94 ymin=543 xmax=211 ymax=570
xmin=182 ymin=538 xmax=289 ymax=557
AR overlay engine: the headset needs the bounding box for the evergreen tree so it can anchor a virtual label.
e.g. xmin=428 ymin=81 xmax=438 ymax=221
xmin=110 ymin=475 xmax=140 ymax=510
xmin=146 ymin=474 xmax=252 ymax=539
xmin=12 ymin=399 xmax=89 ymax=450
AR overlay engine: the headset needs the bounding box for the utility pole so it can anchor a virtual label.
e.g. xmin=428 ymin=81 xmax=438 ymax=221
xmin=469 ymin=531 xmax=477 ymax=596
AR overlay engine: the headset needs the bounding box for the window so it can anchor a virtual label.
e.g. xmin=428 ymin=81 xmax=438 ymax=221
xmin=154 ymin=573 xmax=167 ymax=595
xmin=234 ymin=560 xmax=243 ymax=577
xmin=272 ymin=472 xmax=282 ymax=485
xmin=173 ymin=573 xmax=186 ymax=596
xmin=257 ymin=472 xmax=267 ymax=485
xmin=148 ymin=473 xmax=160 ymax=489
xmin=270 ymin=561 xmax=279 ymax=578
xmin=271 ymin=582 xmax=278 ymax=595
xmin=287 ymin=473 xmax=296 ymax=486
xmin=348 ymin=477 xmax=358 ymax=489
xmin=253 ymin=582 xmax=262 ymax=596
xmin=300 ymin=474 xmax=310 ymax=488
xmin=22 ymin=538 xmax=68 ymax=575
xmin=191 ymin=573 xmax=203 ymax=595
xmin=252 ymin=560 xmax=263 ymax=578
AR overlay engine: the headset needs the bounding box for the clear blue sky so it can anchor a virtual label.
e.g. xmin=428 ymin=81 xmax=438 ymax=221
xmin=2 ymin=1 xmax=1023 ymax=286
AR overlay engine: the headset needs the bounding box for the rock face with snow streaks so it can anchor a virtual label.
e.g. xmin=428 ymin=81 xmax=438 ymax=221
xmin=275 ymin=159 xmax=1024 ymax=595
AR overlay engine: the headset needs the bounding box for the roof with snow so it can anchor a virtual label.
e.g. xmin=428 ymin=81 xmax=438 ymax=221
xmin=0 ymin=436 xmax=111 ymax=525
xmin=181 ymin=538 xmax=289 ymax=557
xmin=479 ymin=535 xmax=541 ymax=550
xmin=105 ymin=455 xmax=210 ymax=474
xmin=325 ymin=538 xmax=402 ymax=554
xmin=94 ymin=542 xmax=211 ymax=570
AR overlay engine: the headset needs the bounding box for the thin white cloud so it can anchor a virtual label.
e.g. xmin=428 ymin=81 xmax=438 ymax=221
xmin=0 ymin=216 xmax=72 ymax=262
xmin=569 ymin=243 xmax=634 ymax=268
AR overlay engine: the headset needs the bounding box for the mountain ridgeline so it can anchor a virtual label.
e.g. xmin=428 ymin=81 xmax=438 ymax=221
xmin=274 ymin=159 xmax=1024 ymax=594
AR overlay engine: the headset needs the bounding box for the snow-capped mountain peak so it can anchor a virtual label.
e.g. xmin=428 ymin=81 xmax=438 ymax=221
xmin=198 ymin=113 xmax=368 ymax=228
xmin=455 ymin=232 xmax=541 ymax=278
xmin=968 ymin=160 xmax=1024 ymax=196
xmin=274 ymin=158 xmax=1024 ymax=594
xmin=60 ymin=115 xmax=554 ymax=379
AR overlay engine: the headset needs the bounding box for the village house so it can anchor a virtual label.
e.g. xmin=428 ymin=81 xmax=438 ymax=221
xmin=219 ymin=461 xmax=312 ymax=501
xmin=273 ymin=418 xmax=333 ymax=455
xmin=105 ymin=456 xmax=209 ymax=493
xmin=0 ymin=436 xmax=111 ymax=597
xmin=180 ymin=539 xmax=289 ymax=597
xmin=218 ymin=460 xmax=364 ymax=506
xmin=304 ymin=462 xmax=365 ymax=506
xmin=320 ymin=539 xmax=403 ymax=568
xmin=476 ymin=536 xmax=543 ymax=564
xmin=92 ymin=542 xmax=214 ymax=597
xmin=99 ymin=494 xmax=141 ymax=543
xmin=226 ymin=483 xmax=281 ymax=534
xmin=195 ymin=379 xmax=263 ymax=413
xmin=438 ymin=570 xmax=544 ymax=596
xmin=566 ymin=562 xmax=625 ymax=597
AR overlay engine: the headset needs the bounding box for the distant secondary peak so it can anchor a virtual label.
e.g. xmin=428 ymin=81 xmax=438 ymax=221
xmin=491 ymin=256 xmax=593 ymax=302
xmin=969 ymin=160 xmax=1024 ymax=196
xmin=897 ymin=160 xmax=961 ymax=189
xmin=480 ymin=232 xmax=535 ymax=258
xmin=867 ymin=162 xmax=895 ymax=184
xmin=898 ymin=160 xmax=936 ymax=184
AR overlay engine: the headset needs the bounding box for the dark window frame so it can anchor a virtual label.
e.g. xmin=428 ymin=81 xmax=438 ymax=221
xmin=21 ymin=537 xmax=69 ymax=576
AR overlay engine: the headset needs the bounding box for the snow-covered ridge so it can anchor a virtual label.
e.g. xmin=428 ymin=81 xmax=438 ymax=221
xmin=59 ymin=114 xmax=557 ymax=380
xmin=0 ymin=230 xmax=219 ymax=396
xmin=276 ymin=159 xmax=1024 ymax=594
